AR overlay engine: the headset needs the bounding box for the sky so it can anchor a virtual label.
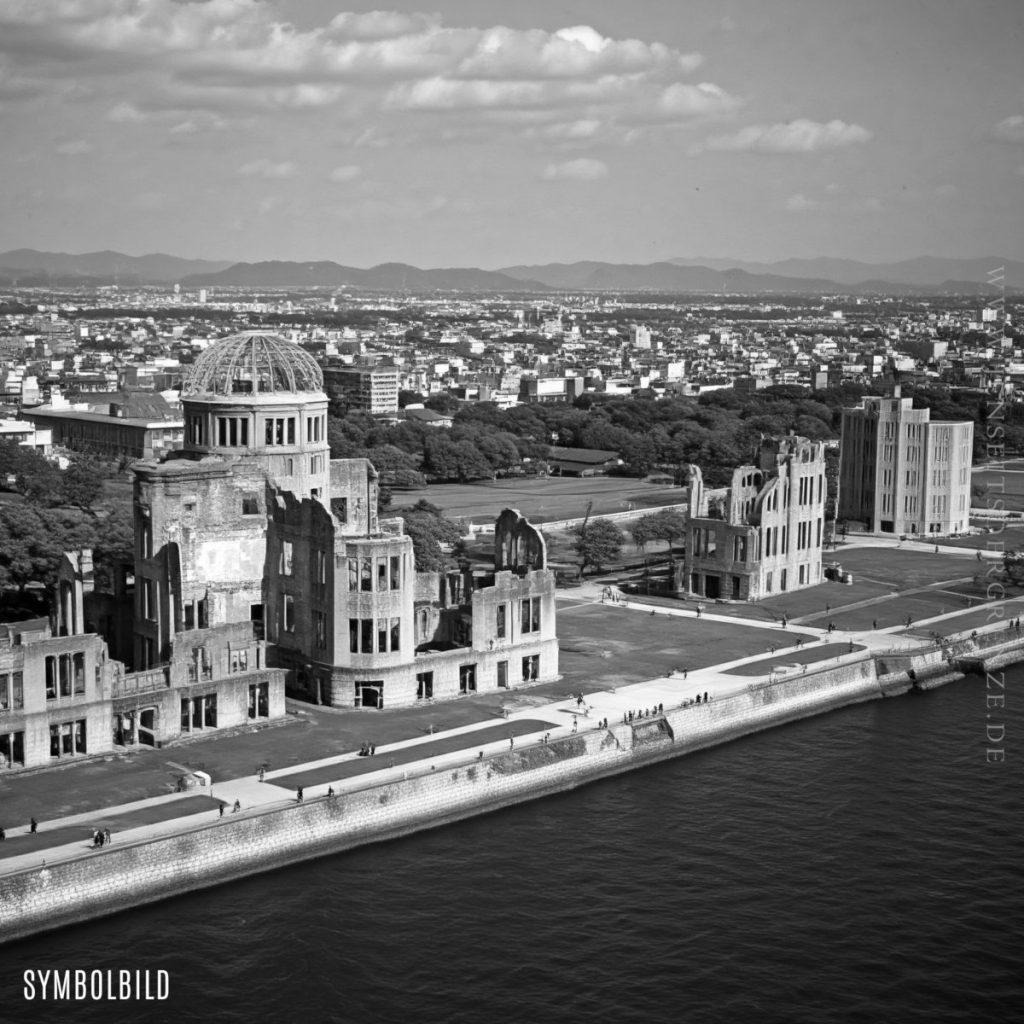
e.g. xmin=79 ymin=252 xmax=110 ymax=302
xmin=1 ymin=0 xmax=1022 ymax=268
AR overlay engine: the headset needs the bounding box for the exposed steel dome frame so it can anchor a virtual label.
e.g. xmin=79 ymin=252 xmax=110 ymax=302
xmin=181 ymin=331 xmax=324 ymax=397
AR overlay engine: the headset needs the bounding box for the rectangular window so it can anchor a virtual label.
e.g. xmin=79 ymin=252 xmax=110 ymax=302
xmin=522 ymin=654 xmax=539 ymax=682
xmin=242 ymin=496 xmax=259 ymax=515
xmin=377 ymin=559 xmax=387 ymax=591
xmin=287 ymin=418 xmax=296 ymax=444
xmin=390 ymin=556 xmax=401 ymax=589
xmin=349 ymin=618 xmax=359 ymax=653
xmin=204 ymin=695 xmax=217 ymax=728
xmin=73 ymin=652 xmax=85 ymax=694
xmin=497 ymin=661 xmax=508 ymax=688
xmin=416 ymin=672 xmax=433 ymax=700
xmin=496 ymin=603 xmax=507 ymax=639
xmin=230 ymin=648 xmax=248 ymax=673
xmin=348 ymin=558 xmax=359 ymax=591
xmin=390 ymin=617 xmax=400 ymax=652
xmin=378 ymin=618 xmax=388 ymax=653
xmin=315 ymin=610 xmax=327 ymax=649
xmin=248 ymin=683 xmax=269 ymax=719
xmin=141 ymin=521 xmax=153 ymax=559
xmin=280 ymin=541 xmax=293 ymax=576
xmin=0 ymin=673 xmax=7 ymax=711
xmin=361 ymin=559 xmax=372 ymax=592
xmin=459 ymin=664 xmax=477 ymax=694
xmin=181 ymin=697 xmax=190 ymax=732
xmin=283 ymin=594 xmax=295 ymax=633
xmin=317 ymin=550 xmax=327 ymax=585
xmin=59 ymin=654 xmax=71 ymax=697
xmin=1 ymin=729 xmax=25 ymax=767
xmin=520 ymin=596 xmax=541 ymax=633
xmin=361 ymin=618 xmax=373 ymax=653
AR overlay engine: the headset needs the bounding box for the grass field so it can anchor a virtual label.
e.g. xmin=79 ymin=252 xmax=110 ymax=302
xmin=403 ymin=476 xmax=685 ymax=524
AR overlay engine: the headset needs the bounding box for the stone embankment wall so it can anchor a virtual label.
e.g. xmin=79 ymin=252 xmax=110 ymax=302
xmin=0 ymin=650 xmax=979 ymax=945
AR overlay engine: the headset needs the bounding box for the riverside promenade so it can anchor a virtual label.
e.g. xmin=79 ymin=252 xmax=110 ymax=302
xmin=0 ymin=540 xmax=1018 ymax=883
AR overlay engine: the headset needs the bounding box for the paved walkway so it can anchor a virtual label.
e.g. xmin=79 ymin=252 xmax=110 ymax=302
xmin=0 ymin=570 xmax=1010 ymax=880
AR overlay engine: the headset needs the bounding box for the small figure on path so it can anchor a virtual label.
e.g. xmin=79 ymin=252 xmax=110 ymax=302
xmin=30 ymin=817 xmax=37 ymax=834
xmin=296 ymin=787 xmax=304 ymax=803
xmin=104 ymin=828 xmax=111 ymax=845
xmin=219 ymin=805 xmax=224 ymax=818
xmin=233 ymin=799 xmax=241 ymax=813
xmin=259 ymin=765 xmax=265 ymax=782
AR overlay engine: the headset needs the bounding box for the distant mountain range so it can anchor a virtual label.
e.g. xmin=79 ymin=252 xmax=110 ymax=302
xmin=1 ymin=248 xmax=1021 ymax=295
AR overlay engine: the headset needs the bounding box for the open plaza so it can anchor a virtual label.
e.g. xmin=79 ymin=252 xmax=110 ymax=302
xmin=1 ymin=536 xmax=1018 ymax=879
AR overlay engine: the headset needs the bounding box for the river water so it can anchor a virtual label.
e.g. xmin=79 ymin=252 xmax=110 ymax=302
xmin=5 ymin=670 xmax=1021 ymax=1024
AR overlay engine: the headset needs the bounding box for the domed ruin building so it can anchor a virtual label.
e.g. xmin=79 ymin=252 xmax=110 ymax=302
xmin=14 ymin=332 xmax=559 ymax=765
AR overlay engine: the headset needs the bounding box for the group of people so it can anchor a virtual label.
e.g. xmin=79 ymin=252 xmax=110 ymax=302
xmin=92 ymin=828 xmax=111 ymax=848
xmin=358 ymin=743 xmax=376 ymax=757
xmin=680 ymin=693 xmax=710 ymax=708
xmin=623 ymin=704 xmax=665 ymax=724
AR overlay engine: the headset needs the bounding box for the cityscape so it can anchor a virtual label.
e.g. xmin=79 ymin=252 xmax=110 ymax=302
xmin=1 ymin=2 xmax=1022 ymax=1023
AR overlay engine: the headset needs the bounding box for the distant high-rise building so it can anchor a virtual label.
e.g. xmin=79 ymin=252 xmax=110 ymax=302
xmin=839 ymin=386 xmax=973 ymax=536
xmin=323 ymin=364 xmax=400 ymax=415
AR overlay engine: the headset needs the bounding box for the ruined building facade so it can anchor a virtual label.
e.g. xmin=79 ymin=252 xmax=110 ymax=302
xmin=1 ymin=331 xmax=558 ymax=772
xmin=677 ymin=436 xmax=827 ymax=602
xmin=130 ymin=332 xmax=557 ymax=712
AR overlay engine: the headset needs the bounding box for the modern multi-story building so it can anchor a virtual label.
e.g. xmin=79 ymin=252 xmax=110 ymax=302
xmin=678 ymin=436 xmax=827 ymax=601
xmin=839 ymin=386 xmax=973 ymax=536
xmin=323 ymin=364 xmax=400 ymax=415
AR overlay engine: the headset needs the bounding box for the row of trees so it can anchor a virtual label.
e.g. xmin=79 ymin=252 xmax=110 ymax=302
xmin=0 ymin=502 xmax=134 ymax=606
xmin=329 ymin=380 xmax=1003 ymax=490
xmin=0 ymin=440 xmax=110 ymax=510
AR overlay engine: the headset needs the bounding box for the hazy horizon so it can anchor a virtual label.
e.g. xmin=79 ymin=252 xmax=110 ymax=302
xmin=2 ymin=1 xmax=1022 ymax=266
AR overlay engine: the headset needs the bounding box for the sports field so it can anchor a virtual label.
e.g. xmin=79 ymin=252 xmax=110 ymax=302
xmin=405 ymin=476 xmax=685 ymax=524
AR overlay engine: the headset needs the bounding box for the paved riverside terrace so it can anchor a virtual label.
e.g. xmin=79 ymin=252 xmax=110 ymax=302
xmin=0 ymin=542 xmax=1013 ymax=878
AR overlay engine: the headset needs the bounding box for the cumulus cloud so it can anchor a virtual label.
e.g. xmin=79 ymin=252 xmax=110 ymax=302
xmin=542 ymin=158 xmax=609 ymax=181
xmin=0 ymin=1 xmax=732 ymax=138
xmin=697 ymin=118 xmax=872 ymax=154
xmin=785 ymin=193 xmax=818 ymax=212
xmin=238 ymin=158 xmax=297 ymax=179
xmin=993 ymin=115 xmax=1024 ymax=144
xmin=328 ymin=164 xmax=361 ymax=183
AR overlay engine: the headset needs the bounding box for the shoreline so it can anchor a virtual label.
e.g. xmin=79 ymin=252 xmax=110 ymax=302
xmin=3 ymin=626 xmax=1014 ymax=947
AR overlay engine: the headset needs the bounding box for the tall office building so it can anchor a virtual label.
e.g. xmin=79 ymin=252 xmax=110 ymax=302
xmin=839 ymin=386 xmax=973 ymax=536
xmin=323 ymin=364 xmax=400 ymax=415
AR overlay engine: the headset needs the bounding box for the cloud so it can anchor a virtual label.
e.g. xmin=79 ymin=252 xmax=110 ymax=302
xmin=328 ymin=164 xmax=361 ymax=183
xmin=542 ymin=158 xmax=609 ymax=181
xmin=697 ymin=118 xmax=872 ymax=154
xmin=0 ymin=2 xmax=732 ymax=139
xmin=993 ymin=115 xmax=1024 ymax=144
xmin=106 ymin=101 xmax=145 ymax=122
xmin=238 ymin=158 xmax=297 ymax=179
xmin=785 ymin=193 xmax=818 ymax=212
xmin=55 ymin=138 xmax=92 ymax=155
xmin=656 ymin=82 xmax=741 ymax=119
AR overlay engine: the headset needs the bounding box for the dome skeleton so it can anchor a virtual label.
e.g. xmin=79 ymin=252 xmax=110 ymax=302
xmin=181 ymin=331 xmax=324 ymax=397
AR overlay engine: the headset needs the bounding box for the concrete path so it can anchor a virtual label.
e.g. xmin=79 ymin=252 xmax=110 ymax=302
xmin=0 ymin=588 xmax=1006 ymax=881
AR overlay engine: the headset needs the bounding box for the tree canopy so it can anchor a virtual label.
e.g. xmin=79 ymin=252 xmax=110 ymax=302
xmin=574 ymin=518 xmax=625 ymax=576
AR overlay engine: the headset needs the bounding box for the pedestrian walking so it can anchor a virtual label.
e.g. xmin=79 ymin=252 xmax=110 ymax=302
xmin=219 ymin=805 xmax=224 ymax=818
xmin=296 ymin=787 xmax=304 ymax=803
xmin=233 ymin=799 xmax=241 ymax=813
xmin=104 ymin=828 xmax=111 ymax=845
xmin=258 ymin=765 xmax=265 ymax=782
xmin=30 ymin=817 xmax=37 ymax=834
